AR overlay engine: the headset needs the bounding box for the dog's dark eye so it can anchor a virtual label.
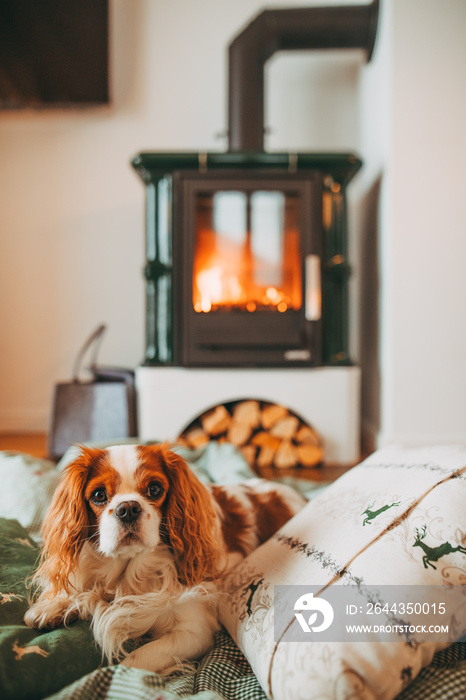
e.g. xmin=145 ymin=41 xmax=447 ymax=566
xmin=91 ymin=488 xmax=108 ymax=505
xmin=148 ymin=482 xmax=163 ymax=499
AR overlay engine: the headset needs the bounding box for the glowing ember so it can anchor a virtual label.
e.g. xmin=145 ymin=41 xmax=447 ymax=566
xmin=193 ymin=252 xmax=299 ymax=313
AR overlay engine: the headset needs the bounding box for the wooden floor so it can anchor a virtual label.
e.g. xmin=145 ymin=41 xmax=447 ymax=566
xmin=0 ymin=432 xmax=354 ymax=481
xmin=0 ymin=433 xmax=48 ymax=459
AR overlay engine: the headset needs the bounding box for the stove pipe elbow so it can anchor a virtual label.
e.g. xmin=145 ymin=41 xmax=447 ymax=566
xmin=227 ymin=0 xmax=380 ymax=152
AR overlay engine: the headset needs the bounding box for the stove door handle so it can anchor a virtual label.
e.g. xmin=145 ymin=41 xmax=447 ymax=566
xmin=305 ymin=255 xmax=321 ymax=321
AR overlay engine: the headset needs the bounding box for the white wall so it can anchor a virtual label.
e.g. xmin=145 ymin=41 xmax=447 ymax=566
xmin=387 ymin=0 xmax=466 ymax=445
xmin=0 ymin=0 xmax=365 ymax=433
xmin=356 ymin=0 xmax=392 ymax=450
xmin=358 ymin=0 xmax=466 ymax=449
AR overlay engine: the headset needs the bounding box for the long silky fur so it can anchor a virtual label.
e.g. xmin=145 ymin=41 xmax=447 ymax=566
xmin=160 ymin=445 xmax=225 ymax=585
xmin=55 ymin=541 xmax=193 ymax=662
xmin=31 ymin=448 xmax=104 ymax=596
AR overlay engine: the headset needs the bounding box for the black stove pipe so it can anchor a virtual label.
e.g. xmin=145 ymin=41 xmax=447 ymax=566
xmin=228 ymin=0 xmax=379 ymax=152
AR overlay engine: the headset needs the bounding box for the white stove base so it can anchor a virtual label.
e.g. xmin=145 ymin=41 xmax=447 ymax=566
xmin=136 ymin=366 xmax=361 ymax=465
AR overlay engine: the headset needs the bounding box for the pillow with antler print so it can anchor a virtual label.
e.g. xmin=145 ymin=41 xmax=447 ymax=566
xmin=220 ymin=444 xmax=466 ymax=700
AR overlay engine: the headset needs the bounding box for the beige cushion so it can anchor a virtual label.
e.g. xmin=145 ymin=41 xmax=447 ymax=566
xmin=220 ymin=445 xmax=466 ymax=700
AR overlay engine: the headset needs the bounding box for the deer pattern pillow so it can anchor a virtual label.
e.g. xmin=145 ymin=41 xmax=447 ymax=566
xmin=220 ymin=445 xmax=466 ymax=700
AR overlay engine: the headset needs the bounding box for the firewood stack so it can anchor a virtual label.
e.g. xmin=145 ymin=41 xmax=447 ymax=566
xmin=177 ymin=399 xmax=324 ymax=474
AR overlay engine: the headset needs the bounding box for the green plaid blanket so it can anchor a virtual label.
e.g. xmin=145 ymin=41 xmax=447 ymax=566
xmin=47 ymin=629 xmax=266 ymax=700
xmin=45 ymin=637 xmax=466 ymax=700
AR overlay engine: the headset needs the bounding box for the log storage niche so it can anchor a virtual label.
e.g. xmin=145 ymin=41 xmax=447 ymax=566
xmin=177 ymin=399 xmax=324 ymax=476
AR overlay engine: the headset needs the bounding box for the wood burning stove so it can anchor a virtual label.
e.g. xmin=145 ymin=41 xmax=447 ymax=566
xmin=133 ymin=152 xmax=361 ymax=367
xmin=132 ymin=1 xmax=379 ymax=370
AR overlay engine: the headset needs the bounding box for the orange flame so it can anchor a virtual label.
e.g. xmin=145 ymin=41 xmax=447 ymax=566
xmin=193 ymin=228 xmax=302 ymax=313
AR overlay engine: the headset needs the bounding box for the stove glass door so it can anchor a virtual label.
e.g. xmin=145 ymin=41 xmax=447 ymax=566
xmin=193 ymin=190 xmax=302 ymax=315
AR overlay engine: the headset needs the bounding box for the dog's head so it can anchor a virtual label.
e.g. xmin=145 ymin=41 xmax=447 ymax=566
xmin=38 ymin=443 xmax=220 ymax=592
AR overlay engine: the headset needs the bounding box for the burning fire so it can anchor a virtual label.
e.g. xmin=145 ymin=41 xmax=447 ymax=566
xmin=193 ymin=229 xmax=302 ymax=313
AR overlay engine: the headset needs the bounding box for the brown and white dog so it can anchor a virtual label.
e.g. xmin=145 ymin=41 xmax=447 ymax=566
xmin=24 ymin=442 xmax=305 ymax=672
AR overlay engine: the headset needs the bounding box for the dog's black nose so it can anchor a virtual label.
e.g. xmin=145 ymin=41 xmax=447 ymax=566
xmin=115 ymin=501 xmax=142 ymax=523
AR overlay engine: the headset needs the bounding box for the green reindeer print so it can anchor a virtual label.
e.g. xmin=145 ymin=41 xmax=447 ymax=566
xmin=413 ymin=525 xmax=466 ymax=570
xmin=240 ymin=578 xmax=264 ymax=617
xmin=362 ymin=500 xmax=400 ymax=526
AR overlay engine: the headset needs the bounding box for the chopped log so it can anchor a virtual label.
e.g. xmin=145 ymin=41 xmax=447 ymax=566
xmin=295 ymin=425 xmax=320 ymax=445
xmin=184 ymin=427 xmax=210 ymax=449
xmin=274 ymin=441 xmax=298 ymax=469
xmin=240 ymin=445 xmax=257 ymax=467
xmin=201 ymin=404 xmax=231 ymax=436
xmin=227 ymin=420 xmax=252 ymax=447
xmin=296 ymin=443 xmax=324 ymax=467
xmin=251 ymin=431 xmax=281 ymax=450
xmin=232 ymin=400 xmax=260 ymax=429
xmin=257 ymin=445 xmax=276 ymax=469
xmin=261 ymin=404 xmax=288 ymax=429
xmin=270 ymin=415 xmax=300 ymax=440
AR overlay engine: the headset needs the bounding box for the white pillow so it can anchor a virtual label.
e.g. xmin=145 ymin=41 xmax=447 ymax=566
xmin=220 ymin=445 xmax=466 ymax=700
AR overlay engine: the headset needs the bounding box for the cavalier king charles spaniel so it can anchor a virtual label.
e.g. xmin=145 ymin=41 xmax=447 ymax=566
xmin=24 ymin=442 xmax=305 ymax=672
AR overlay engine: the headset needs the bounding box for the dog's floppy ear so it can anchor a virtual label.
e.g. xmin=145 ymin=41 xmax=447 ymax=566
xmin=35 ymin=447 xmax=100 ymax=594
xmin=159 ymin=443 xmax=221 ymax=586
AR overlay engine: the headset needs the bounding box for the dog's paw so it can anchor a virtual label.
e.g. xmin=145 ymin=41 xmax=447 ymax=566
xmin=24 ymin=598 xmax=77 ymax=630
xmin=120 ymin=643 xmax=174 ymax=674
